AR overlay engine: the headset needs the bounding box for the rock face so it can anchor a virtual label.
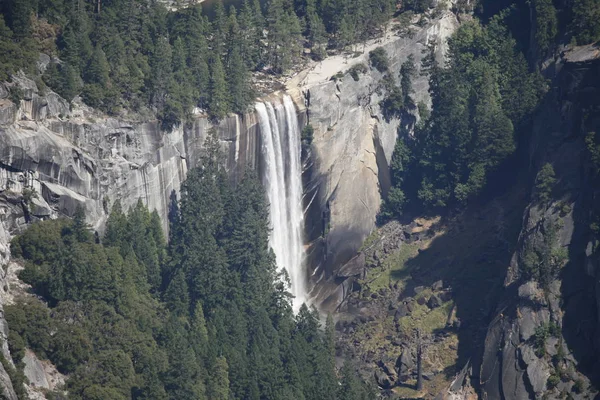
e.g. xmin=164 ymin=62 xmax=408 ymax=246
xmin=0 ymin=77 xmax=265 ymax=236
xmin=478 ymin=47 xmax=600 ymax=399
xmin=23 ymin=350 xmax=49 ymax=389
xmin=295 ymin=12 xmax=459 ymax=309
xmin=0 ymin=361 xmax=17 ymax=400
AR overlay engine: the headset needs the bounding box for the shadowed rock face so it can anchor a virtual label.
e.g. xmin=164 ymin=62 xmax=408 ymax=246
xmin=478 ymin=50 xmax=600 ymax=400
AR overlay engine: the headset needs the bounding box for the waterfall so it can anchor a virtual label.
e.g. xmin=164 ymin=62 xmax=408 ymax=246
xmin=255 ymin=95 xmax=306 ymax=311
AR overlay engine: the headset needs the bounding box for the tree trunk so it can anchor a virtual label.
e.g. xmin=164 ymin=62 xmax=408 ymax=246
xmin=416 ymin=328 xmax=423 ymax=391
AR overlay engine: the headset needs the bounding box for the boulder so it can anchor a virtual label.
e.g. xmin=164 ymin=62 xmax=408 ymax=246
xmin=380 ymin=360 xmax=398 ymax=381
xmin=431 ymin=280 xmax=444 ymax=291
xmin=414 ymin=286 xmax=425 ymax=295
xmin=0 ymin=84 xmax=8 ymax=99
xmin=337 ymin=252 xmax=366 ymax=278
xmin=423 ymin=372 xmax=435 ymax=381
xmin=29 ymin=196 xmax=52 ymax=218
xmin=427 ymin=294 xmax=442 ymax=309
xmin=37 ymin=54 xmax=51 ymax=74
xmin=518 ymin=281 xmax=540 ymax=301
xmin=417 ymin=296 xmax=427 ymax=305
xmin=375 ymin=369 xmax=393 ymax=389
xmin=518 ymin=306 xmax=550 ymax=341
xmin=438 ymin=290 xmax=453 ymax=302
xmin=520 ymin=345 xmax=550 ymax=395
xmin=0 ymin=361 xmax=17 ymax=400
xmin=0 ymin=101 xmax=17 ymax=126
xmin=544 ymin=337 xmax=559 ymax=357
xmin=396 ymin=348 xmax=415 ymax=381
xmin=394 ymin=304 xmax=411 ymax=320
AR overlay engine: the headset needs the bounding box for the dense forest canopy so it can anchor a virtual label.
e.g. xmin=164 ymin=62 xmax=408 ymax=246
xmin=0 ymin=0 xmax=402 ymax=127
xmin=7 ymin=130 xmax=374 ymax=400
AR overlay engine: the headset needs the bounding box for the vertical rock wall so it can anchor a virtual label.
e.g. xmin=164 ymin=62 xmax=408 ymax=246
xmin=291 ymin=12 xmax=459 ymax=309
xmin=0 ymin=76 xmax=263 ymax=237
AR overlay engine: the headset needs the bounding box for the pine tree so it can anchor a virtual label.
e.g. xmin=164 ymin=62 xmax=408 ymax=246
xmin=400 ymin=54 xmax=416 ymax=110
xmin=307 ymin=12 xmax=327 ymax=60
xmin=212 ymin=0 xmax=227 ymax=56
xmin=238 ymin=0 xmax=261 ymax=69
xmin=163 ymin=316 xmax=206 ymax=400
xmin=209 ymin=55 xmax=229 ymax=120
xmin=150 ymin=36 xmax=173 ymax=111
xmin=533 ymin=0 xmax=558 ymax=54
xmin=128 ymin=199 xmax=162 ymax=293
xmin=571 ymin=0 xmax=600 ymax=44
xmin=72 ymin=205 xmax=92 ymax=243
xmin=209 ymin=356 xmax=230 ymax=400
xmin=0 ymin=17 xmax=21 ymax=81
xmin=85 ymin=45 xmax=110 ymax=86
xmin=103 ymin=200 xmax=128 ymax=250
xmin=176 ymin=130 xmax=229 ymax=309
xmin=227 ymin=44 xmax=253 ymax=114
xmin=189 ymin=303 xmax=209 ymax=359
xmin=164 ymin=269 xmax=189 ymax=317
xmin=5 ymin=0 xmax=33 ymax=39
xmin=535 ymin=163 xmax=556 ymax=204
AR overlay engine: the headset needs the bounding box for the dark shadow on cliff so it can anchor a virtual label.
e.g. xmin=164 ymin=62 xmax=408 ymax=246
xmin=390 ymin=165 xmax=530 ymax=386
xmin=558 ymin=58 xmax=600 ymax=391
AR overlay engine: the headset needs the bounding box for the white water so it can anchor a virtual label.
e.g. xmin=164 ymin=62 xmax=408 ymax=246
xmin=255 ymin=95 xmax=306 ymax=311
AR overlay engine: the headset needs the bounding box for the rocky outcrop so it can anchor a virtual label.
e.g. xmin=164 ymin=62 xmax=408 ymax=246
xmin=294 ymin=11 xmax=459 ymax=310
xmin=22 ymin=350 xmax=65 ymax=394
xmin=0 ymin=361 xmax=17 ymax=400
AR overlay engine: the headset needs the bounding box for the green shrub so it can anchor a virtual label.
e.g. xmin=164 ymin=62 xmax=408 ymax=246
xmin=403 ymin=0 xmax=434 ymax=13
xmin=330 ymin=71 xmax=344 ymax=81
xmin=369 ymin=47 xmax=389 ymax=73
xmin=302 ymin=124 xmax=314 ymax=145
xmin=534 ymin=324 xmax=550 ymax=357
xmin=547 ymin=373 xmax=560 ymax=389
xmin=348 ymin=63 xmax=367 ymax=81
xmin=9 ymin=87 xmax=23 ymax=105
xmin=573 ymin=378 xmax=585 ymax=394
xmin=535 ymin=163 xmax=556 ymax=205
xmin=585 ymin=131 xmax=600 ymax=172
xmin=22 ymin=187 xmax=38 ymax=204
xmin=0 ymin=351 xmax=27 ymax=399
xmin=5 ymin=299 xmax=53 ymax=359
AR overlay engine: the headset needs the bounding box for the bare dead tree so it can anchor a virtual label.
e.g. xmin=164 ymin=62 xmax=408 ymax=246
xmin=416 ymin=328 xmax=423 ymax=391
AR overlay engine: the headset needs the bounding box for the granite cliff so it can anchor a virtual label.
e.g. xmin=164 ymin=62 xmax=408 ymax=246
xmin=292 ymin=11 xmax=459 ymax=309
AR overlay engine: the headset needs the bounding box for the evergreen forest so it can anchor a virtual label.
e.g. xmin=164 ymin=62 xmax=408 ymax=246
xmin=0 ymin=0 xmax=400 ymax=126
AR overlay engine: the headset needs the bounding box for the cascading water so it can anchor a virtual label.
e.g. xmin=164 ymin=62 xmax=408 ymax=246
xmin=255 ymin=95 xmax=306 ymax=311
